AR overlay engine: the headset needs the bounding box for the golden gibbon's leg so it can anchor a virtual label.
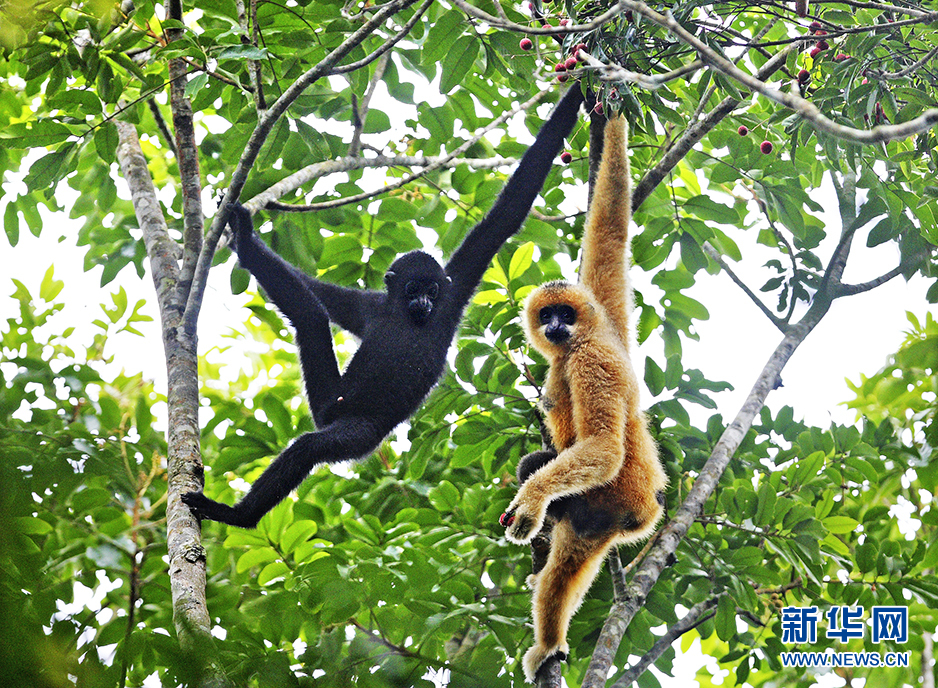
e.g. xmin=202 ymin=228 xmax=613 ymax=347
xmin=523 ymin=518 xmax=616 ymax=681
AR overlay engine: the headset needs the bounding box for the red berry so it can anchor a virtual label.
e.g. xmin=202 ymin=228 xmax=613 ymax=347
xmin=809 ymin=46 xmax=821 ymax=58
xmin=564 ymin=56 xmax=578 ymax=70
xmin=560 ymin=151 xmax=573 ymax=164
xmin=558 ymin=73 xmax=569 ymax=82
xmin=520 ymin=37 xmax=534 ymax=51
xmin=834 ymin=53 xmax=850 ymax=61
xmin=760 ymin=141 xmax=774 ymax=154
xmin=798 ymin=68 xmax=810 ymax=82
xmin=554 ymin=62 xmax=566 ymax=72
xmin=738 ymin=125 xmax=749 ymax=136
xmin=861 ymin=77 xmax=868 ymax=84
xmin=593 ymin=101 xmax=603 ymax=115
xmin=817 ymin=39 xmax=829 ymax=50
xmin=809 ymin=21 xmax=822 ymax=31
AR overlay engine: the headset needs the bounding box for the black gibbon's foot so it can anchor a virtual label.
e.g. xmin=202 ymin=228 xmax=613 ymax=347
xmin=181 ymin=492 xmax=260 ymax=529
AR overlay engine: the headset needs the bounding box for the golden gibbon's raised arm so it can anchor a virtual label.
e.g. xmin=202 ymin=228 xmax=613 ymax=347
xmin=499 ymin=115 xmax=668 ymax=682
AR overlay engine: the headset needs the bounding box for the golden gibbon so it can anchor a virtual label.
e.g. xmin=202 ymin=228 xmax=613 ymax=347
xmin=500 ymin=114 xmax=668 ymax=681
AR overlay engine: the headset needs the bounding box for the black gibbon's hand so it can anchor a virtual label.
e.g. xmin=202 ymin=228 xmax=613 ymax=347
xmin=182 ymin=85 xmax=585 ymax=529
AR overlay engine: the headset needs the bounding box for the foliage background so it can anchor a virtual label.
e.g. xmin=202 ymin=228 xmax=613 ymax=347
xmin=1 ymin=0 xmax=937 ymax=686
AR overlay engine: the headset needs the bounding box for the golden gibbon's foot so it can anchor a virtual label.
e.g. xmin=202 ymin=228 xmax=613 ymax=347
xmin=523 ymin=642 xmax=569 ymax=682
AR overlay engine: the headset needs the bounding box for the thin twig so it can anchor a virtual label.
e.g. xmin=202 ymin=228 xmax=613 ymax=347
xmin=703 ymin=244 xmax=787 ymax=332
xmin=609 ymin=597 xmax=722 ymax=688
xmin=330 ymin=0 xmax=434 ymax=76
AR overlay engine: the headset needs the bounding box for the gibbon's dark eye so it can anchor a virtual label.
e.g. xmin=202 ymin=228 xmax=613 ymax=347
xmin=557 ymin=305 xmax=576 ymax=325
xmin=539 ymin=304 xmax=576 ymax=326
xmin=427 ymin=282 xmax=439 ymax=299
xmin=405 ymin=281 xmax=420 ymax=297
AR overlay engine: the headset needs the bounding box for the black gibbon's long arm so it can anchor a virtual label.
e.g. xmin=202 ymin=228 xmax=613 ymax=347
xmin=181 ymin=86 xmax=584 ymax=528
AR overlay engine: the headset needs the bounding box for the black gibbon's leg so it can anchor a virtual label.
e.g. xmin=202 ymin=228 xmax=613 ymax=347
xmin=229 ymin=206 xmax=342 ymax=420
xmin=182 ymin=416 xmax=382 ymax=528
xmin=516 ymin=448 xmax=558 ymax=484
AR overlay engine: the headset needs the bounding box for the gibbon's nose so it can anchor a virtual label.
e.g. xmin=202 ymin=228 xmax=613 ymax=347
xmin=408 ymin=296 xmax=433 ymax=324
xmin=545 ymin=324 xmax=570 ymax=344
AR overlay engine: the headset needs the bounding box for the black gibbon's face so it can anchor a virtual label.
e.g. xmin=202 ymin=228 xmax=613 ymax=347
xmin=539 ymin=303 xmax=576 ymax=344
xmin=385 ymin=251 xmax=448 ymax=326
xmin=404 ymin=278 xmax=440 ymax=325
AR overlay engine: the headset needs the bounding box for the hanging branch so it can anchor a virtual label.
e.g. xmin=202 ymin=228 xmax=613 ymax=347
xmin=250 ymin=154 xmax=518 ymax=213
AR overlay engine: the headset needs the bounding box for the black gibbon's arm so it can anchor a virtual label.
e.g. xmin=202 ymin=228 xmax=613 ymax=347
xmin=181 ymin=85 xmax=584 ymax=529
xmin=445 ymin=85 xmax=584 ymax=306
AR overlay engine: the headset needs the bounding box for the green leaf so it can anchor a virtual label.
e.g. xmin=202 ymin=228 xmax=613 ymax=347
xmin=440 ymin=35 xmax=479 ymax=94
xmin=507 ymin=242 xmax=535 ymax=281
xmin=823 ymin=515 xmax=859 ymax=534
xmin=715 ymin=595 xmax=736 ymax=641
xmin=422 ymin=10 xmax=465 ymax=64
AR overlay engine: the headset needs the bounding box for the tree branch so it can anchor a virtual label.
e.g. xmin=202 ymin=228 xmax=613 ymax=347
xmin=115 ymin=121 xmax=218 ymax=677
xmin=251 ymin=87 xmax=556 ymax=213
xmin=181 ymin=0 xmax=422 ymax=336
xmin=617 ymin=0 xmax=938 ymax=145
xmin=703 ymin=243 xmax=787 ymax=332
xmin=608 ymin=597 xmax=721 ymax=688
xmin=349 ymin=51 xmax=390 ymax=157
xmin=329 ymin=0 xmax=434 ymax=76
xmin=451 ymin=0 xmax=626 ymax=36
xmin=633 ymin=41 xmax=799 ymax=211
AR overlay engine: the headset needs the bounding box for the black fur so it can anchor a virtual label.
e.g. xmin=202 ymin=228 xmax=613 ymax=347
xmin=182 ymin=86 xmax=584 ymax=528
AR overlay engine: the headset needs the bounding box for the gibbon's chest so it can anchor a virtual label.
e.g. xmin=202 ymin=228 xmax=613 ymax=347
xmin=540 ymin=368 xmax=576 ymax=450
xmin=343 ymin=318 xmax=449 ymax=410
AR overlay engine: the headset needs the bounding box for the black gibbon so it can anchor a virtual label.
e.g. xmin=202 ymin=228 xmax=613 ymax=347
xmin=181 ymin=85 xmax=585 ymax=529
xmin=500 ymin=115 xmax=668 ymax=681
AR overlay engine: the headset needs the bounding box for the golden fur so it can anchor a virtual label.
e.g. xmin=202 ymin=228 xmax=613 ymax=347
xmin=504 ymin=116 xmax=668 ymax=681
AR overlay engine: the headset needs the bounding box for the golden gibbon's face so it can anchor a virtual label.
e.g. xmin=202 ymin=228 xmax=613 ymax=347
xmin=523 ymin=281 xmax=596 ymax=355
